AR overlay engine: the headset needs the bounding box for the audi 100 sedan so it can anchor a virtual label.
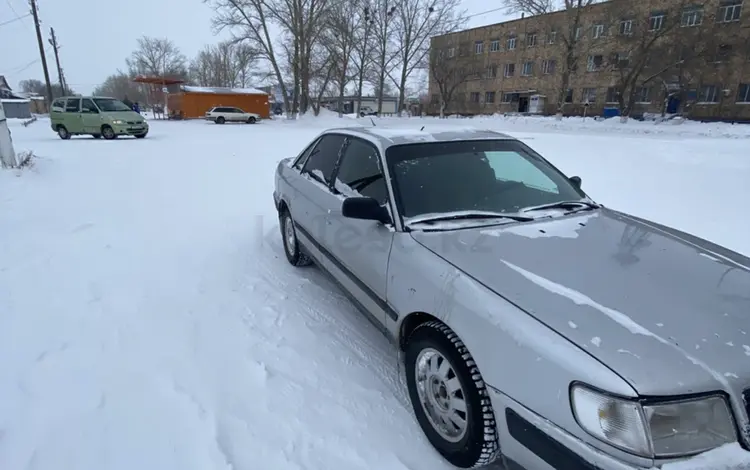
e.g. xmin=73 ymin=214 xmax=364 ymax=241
xmin=272 ymin=126 xmax=750 ymax=469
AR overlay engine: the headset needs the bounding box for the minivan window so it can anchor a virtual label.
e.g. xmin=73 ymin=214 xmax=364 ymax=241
xmin=65 ymin=98 xmax=80 ymax=113
xmin=92 ymin=98 xmax=131 ymax=112
xmin=81 ymin=98 xmax=98 ymax=113
xmin=51 ymin=99 xmax=65 ymax=112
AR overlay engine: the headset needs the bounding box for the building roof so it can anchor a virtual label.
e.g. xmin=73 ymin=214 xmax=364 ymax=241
xmin=181 ymin=85 xmax=268 ymax=95
xmin=0 ymin=75 xmax=11 ymax=90
xmin=133 ymin=75 xmax=186 ymax=85
xmin=1 ymin=98 xmax=31 ymax=103
xmin=325 ymin=126 xmax=515 ymax=147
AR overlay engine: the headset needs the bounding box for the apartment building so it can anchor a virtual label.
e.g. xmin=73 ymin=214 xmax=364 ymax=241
xmin=428 ymin=0 xmax=750 ymax=120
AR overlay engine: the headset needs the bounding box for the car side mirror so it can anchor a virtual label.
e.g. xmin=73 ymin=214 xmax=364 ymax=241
xmin=341 ymin=197 xmax=391 ymax=225
xmin=569 ymin=176 xmax=582 ymax=188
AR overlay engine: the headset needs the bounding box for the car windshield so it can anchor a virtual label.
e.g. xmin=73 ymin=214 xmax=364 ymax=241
xmin=92 ymin=98 xmax=132 ymax=112
xmin=386 ymin=139 xmax=587 ymax=223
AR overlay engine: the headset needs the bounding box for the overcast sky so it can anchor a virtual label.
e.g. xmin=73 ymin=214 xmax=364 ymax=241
xmin=0 ymin=0 xmax=515 ymax=95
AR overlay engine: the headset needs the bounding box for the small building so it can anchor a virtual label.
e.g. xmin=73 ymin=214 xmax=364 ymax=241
xmin=320 ymin=96 xmax=399 ymax=115
xmin=0 ymin=75 xmax=32 ymax=118
xmin=167 ymin=85 xmax=270 ymax=119
xmin=1 ymin=99 xmax=31 ymax=119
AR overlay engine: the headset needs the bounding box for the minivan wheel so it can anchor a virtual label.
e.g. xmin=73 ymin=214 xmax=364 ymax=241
xmin=57 ymin=125 xmax=70 ymax=140
xmin=216 ymin=116 xmax=225 ymax=124
xmin=405 ymin=321 xmax=500 ymax=469
xmin=101 ymin=125 xmax=116 ymax=140
xmin=279 ymin=210 xmax=312 ymax=267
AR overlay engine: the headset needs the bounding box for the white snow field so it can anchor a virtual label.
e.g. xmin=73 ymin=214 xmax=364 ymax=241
xmin=1 ymin=113 xmax=749 ymax=470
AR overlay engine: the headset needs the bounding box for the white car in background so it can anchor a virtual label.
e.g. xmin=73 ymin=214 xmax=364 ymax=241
xmin=205 ymin=106 xmax=260 ymax=124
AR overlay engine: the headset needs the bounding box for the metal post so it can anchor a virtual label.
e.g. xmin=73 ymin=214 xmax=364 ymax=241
xmin=0 ymin=102 xmax=18 ymax=168
xmin=29 ymin=0 xmax=54 ymax=104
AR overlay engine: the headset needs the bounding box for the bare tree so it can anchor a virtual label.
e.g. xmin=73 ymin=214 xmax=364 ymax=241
xmin=324 ymin=0 xmax=361 ymax=116
xmin=189 ymin=40 xmax=259 ymax=87
xmin=308 ymin=45 xmax=336 ymax=115
xmin=503 ymin=0 xmax=601 ymax=118
xmin=351 ymin=3 xmax=377 ymax=116
xmin=19 ymin=78 xmax=73 ymax=98
xmin=92 ymin=72 xmax=148 ymax=103
xmin=428 ymin=45 xmax=475 ymax=117
xmin=601 ymin=0 xmax=697 ymax=120
xmin=126 ymin=36 xmax=188 ymax=79
xmin=370 ymin=0 xmax=400 ymax=113
xmin=207 ymin=0 xmax=293 ymax=114
xmin=389 ymin=0 xmax=465 ymax=116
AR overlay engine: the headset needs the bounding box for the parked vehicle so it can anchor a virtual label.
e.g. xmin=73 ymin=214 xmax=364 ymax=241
xmin=273 ymin=127 xmax=750 ymax=469
xmin=358 ymin=106 xmax=378 ymax=117
xmin=205 ymin=106 xmax=260 ymax=124
xmin=50 ymin=96 xmax=149 ymax=140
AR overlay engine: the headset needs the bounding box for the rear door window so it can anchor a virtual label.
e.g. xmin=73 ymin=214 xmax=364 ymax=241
xmin=51 ymin=99 xmax=65 ymax=113
xmin=302 ymin=134 xmax=346 ymax=185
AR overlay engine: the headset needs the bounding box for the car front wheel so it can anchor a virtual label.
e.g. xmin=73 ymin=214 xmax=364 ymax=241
xmin=57 ymin=125 xmax=70 ymax=140
xmin=247 ymin=116 xmax=257 ymax=124
xmin=280 ymin=210 xmax=312 ymax=267
xmin=405 ymin=321 xmax=500 ymax=469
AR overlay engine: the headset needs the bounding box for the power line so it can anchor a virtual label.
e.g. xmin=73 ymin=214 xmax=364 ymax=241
xmin=3 ymin=0 xmax=32 ymax=32
xmin=0 ymin=12 xmax=31 ymax=27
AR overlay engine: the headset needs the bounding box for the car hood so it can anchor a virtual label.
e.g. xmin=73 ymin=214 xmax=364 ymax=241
xmin=104 ymin=111 xmax=145 ymax=122
xmin=410 ymin=208 xmax=750 ymax=396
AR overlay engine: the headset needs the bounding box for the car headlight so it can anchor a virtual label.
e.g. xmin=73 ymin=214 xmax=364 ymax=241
xmin=111 ymin=120 xmax=124 ymax=125
xmin=571 ymin=384 xmax=736 ymax=458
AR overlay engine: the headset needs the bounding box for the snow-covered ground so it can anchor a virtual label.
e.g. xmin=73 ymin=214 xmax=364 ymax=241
xmin=1 ymin=114 xmax=749 ymax=470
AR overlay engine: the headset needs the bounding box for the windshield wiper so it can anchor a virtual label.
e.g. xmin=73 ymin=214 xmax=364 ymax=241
xmin=408 ymin=211 xmax=535 ymax=225
xmin=520 ymin=200 xmax=600 ymax=214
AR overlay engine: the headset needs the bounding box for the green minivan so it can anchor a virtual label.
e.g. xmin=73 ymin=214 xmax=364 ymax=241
xmin=50 ymin=96 xmax=149 ymax=140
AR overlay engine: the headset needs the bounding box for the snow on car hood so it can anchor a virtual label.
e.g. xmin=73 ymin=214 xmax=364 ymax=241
xmin=409 ymin=208 xmax=750 ymax=396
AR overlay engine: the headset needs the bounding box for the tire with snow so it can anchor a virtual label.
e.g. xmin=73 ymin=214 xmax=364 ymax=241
xmin=247 ymin=116 xmax=257 ymax=124
xmin=216 ymin=116 xmax=225 ymax=124
xmin=101 ymin=125 xmax=117 ymax=140
xmin=279 ymin=209 xmax=312 ymax=267
xmin=405 ymin=321 xmax=500 ymax=469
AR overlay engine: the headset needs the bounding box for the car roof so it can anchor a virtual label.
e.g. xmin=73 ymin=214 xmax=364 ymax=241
xmin=322 ymin=125 xmax=516 ymax=147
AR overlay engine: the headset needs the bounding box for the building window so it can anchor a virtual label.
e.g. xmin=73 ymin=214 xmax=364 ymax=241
xmin=637 ymin=87 xmax=651 ymax=102
xmin=582 ymin=88 xmax=597 ymax=103
xmin=542 ymin=59 xmax=556 ymax=74
xmin=574 ymin=27 xmax=582 ymax=39
xmin=681 ymin=6 xmax=703 ymax=26
xmin=548 ymin=30 xmax=557 ymax=43
xmin=619 ymin=19 xmax=633 ymax=35
xmin=447 ymin=47 xmax=455 ymax=58
xmin=605 ymin=87 xmax=619 ymax=103
xmin=504 ymin=63 xmax=515 ymax=77
xmin=718 ymin=0 xmax=742 ymax=23
xmin=737 ymin=84 xmax=750 ymax=102
xmin=470 ymin=92 xmax=481 ymax=103
xmin=486 ymin=65 xmax=498 ymax=78
xmin=490 ymin=39 xmax=501 ymax=52
xmin=649 ymin=12 xmax=666 ymax=31
xmin=587 ymin=55 xmax=603 ymax=71
xmin=502 ymin=92 xmax=519 ymax=103
xmin=526 ymin=33 xmax=537 ymax=47
xmin=698 ymin=85 xmax=719 ymax=103
xmin=485 ymin=91 xmax=496 ymax=103
xmin=431 ymin=94 xmax=439 ymax=104
xmin=612 ymin=51 xmax=630 ymax=69
xmin=507 ymin=35 xmax=517 ymax=50
xmin=474 ymin=41 xmax=484 ymax=54
xmin=592 ymin=24 xmax=605 ymax=38
xmin=714 ymin=44 xmax=733 ymax=62
xmin=521 ymin=61 xmax=534 ymax=76
xmin=565 ymin=89 xmax=573 ymax=103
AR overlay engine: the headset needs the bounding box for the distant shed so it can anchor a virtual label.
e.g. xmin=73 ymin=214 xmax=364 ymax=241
xmin=1 ymin=98 xmax=31 ymax=119
xmin=168 ymin=86 xmax=270 ymax=119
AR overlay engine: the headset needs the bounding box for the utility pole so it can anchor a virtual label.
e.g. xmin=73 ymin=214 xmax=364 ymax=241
xmin=48 ymin=27 xmax=65 ymax=95
xmin=29 ymin=0 xmax=54 ymax=104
